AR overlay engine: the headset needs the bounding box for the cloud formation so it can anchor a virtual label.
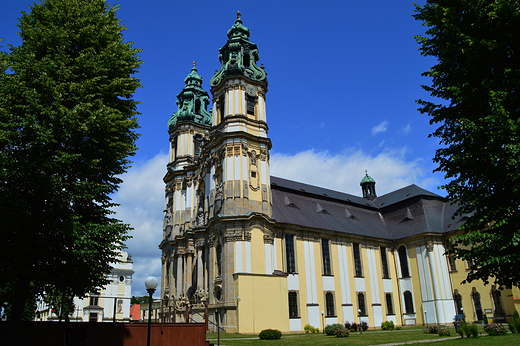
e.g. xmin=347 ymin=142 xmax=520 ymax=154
xmin=371 ymin=121 xmax=389 ymax=135
xmin=112 ymin=147 xmax=439 ymax=296
xmin=111 ymin=152 xmax=168 ymax=297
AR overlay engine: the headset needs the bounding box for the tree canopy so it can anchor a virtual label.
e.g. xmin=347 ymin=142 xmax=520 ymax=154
xmin=414 ymin=0 xmax=520 ymax=288
xmin=0 ymin=0 xmax=142 ymax=322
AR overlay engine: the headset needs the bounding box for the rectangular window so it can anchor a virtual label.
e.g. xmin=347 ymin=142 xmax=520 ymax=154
xmin=247 ymin=96 xmax=255 ymax=115
xmin=288 ymin=291 xmax=299 ymax=318
xmin=448 ymin=255 xmax=457 ymax=271
xmin=380 ymin=246 xmax=389 ymax=278
xmin=325 ymin=292 xmax=335 ymax=317
xmin=357 ymin=292 xmax=366 ymax=316
xmin=353 ymin=243 xmax=363 ymax=277
xmin=322 ymin=239 xmax=331 ymax=276
xmin=89 ymin=295 xmax=99 ymax=306
xmin=385 ymin=293 xmax=394 ymax=315
xmin=89 ymin=312 xmax=98 ymax=322
xmin=285 ymin=234 xmax=296 ymax=273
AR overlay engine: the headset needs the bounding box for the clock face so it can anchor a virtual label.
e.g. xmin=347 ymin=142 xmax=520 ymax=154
xmin=246 ymin=84 xmax=257 ymax=97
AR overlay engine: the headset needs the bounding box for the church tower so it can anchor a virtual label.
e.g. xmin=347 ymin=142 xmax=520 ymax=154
xmin=160 ymin=12 xmax=272 ymax=332
xmin=209 ymin=11 xmax=271 ymax=217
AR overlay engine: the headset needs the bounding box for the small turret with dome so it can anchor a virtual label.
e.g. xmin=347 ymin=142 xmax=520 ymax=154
xmin=360 ymin=171 xmax=377 ymax=200
xmin=168 ymin=62 xmax=212 ymax=129
xmin=210 ymin=11 xmax=267 ymax=88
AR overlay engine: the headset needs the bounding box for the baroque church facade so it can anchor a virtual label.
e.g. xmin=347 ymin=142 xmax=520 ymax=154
xmin=159 ymin=13 xmax=519 ymax=333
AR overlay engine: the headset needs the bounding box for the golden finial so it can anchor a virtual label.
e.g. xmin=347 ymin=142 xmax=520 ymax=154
xmin=193 ymin=61 xmax=196 ymax=68
xmin=365 ymin=170 xmax=368 ymax=175
xmin=237 ymin=11 xmax=241 ymax=20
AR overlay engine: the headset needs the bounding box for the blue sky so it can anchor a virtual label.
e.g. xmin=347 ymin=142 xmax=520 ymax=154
xmin=2 ymin=0 xmax=445 ymax=297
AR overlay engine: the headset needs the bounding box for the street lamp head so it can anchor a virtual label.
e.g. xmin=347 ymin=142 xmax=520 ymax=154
xmin=321 ymin=311 xmax=324 ymax=315
xmin=145 ymin=276 xmax=158 ymax=290
xmin=358 ymin=309 xmax=361 ymax=313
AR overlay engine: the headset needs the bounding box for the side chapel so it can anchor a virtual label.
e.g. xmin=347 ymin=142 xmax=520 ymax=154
xmin=159 ymin=13 xmax=519 ymax=333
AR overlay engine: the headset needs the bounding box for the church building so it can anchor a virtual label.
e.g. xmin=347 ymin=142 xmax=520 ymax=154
xmin=159 ymin=13 xmax=519 ymax=333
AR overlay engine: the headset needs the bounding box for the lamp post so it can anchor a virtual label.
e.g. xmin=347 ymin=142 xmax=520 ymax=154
xmin=145 ymin=276 xmax=158 ymax=346
xmin=321 ymin=311 xmax=324 ymax=333
xmin=358 ymin=309 xmax=362 ymax=335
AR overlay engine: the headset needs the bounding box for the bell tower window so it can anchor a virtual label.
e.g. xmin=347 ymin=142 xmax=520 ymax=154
xmin=247 ymin=96 xmax=255 ymax=115
xmin=195 ymin=99 xmax=201 ymax=115
xmin=219 ymin=98 xmax=225 ymax=122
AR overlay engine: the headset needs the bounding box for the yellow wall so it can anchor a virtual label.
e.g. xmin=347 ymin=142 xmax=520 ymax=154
xmin=234 ymin=273 xmax=290 ymax=333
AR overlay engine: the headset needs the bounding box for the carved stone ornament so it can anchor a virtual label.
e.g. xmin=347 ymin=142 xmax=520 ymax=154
xmin=426 ymin=241 xmax=434 ymax=252
xmin=193 ymin=289 xmax=208 ymax=308
xmin=260 ymin=148 xmax=269 ymax=161
xmin=263 ymin=233 xmax=274 ymax=244
xmin=241 ymin=142 xmax=248 ymax=156
xmin=175 ymin=293 xmax=189 ymax=312
xmin=249 ymin=150 xmax=257 ymax=166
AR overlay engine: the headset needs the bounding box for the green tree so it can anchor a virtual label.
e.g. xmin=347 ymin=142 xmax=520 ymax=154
xmin=414 ymin=1 xmax=520 ymax=288
xmin=131 ymin=295 xmax=150 ymax=305
xmin=0 ymin=0 xmax=141 ymax=323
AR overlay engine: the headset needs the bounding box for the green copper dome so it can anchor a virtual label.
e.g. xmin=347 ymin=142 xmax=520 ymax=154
xmin=360 ymin=173 xmax=376 ymax=185
xmin=210 ymin=11 xmax=267 ymax=88
xmin=168 ymin=63 xmax=212 ymax=129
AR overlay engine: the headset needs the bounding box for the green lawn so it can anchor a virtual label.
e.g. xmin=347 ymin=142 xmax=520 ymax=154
xmin=206 ymin=328 xmax=520 ymax=346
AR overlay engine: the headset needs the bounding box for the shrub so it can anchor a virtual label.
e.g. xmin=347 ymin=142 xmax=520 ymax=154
xmin=324 ymin=323 xmax=344 ymax=336
xmin=395 ymin=326 xmax=402 ymax=330
xmin=438 ymin=327 xmax=451 ymax=337
xmin=484 ymin=323 xmax=508 ymax=336
xmin=360 ymin=321 xmax=369 ymax=331
xmin=344 ymin=321 xmax=351 ymax=330
xmin=304 ymin=324 xmax=318 ymax=333
xmin=259 ymin=329 xmax=282 ymax=340
xmin=468 ymin=324 xmax=479 ymax=337
xmin=350 ymin=322 xmax=359 ymax=332
xmin=426 ymin=325 xmax=441 ymax=334
xmin=381 ymin=320 xmax=395 ymax=330
xmin=459 ymin=321 xmax=469 ymax=337
xmin=509 ymin=311 xmax=520 ymax=333
xmin=334 ymin=327 xmax=350 ymax=337
xmin=483 ymin=314 xmax=489 ymax=324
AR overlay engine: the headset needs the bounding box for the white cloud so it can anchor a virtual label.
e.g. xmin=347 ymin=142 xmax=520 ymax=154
xmin=371 ymin=121 xmax=389 ymax=135
xmin=270 ymin=147 xmax=438 ymax=196
xmin=111 ymin=152 xmax=168 ymax=297
xmin=111 ymin=147 xmax=440 ymax=296
xmin=402 ymin=123 xmax=412 ymax=135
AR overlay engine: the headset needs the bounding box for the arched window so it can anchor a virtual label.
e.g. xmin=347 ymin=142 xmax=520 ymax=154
xmin=454 ymin=293 xmax=463 ymax=314
xmin=357 ymin=292 xmax=366 ymax=316
xmin=288 ymin=291 xmax=298 ymax=318
xmin=404 ymin=291 xmax=414 ymax=314
xmin=472 ymin=290 xmax=483 ymax=320
xmin=285 ymin=234 xmax=296 ymax=273
xmin=326 ymin=292 xmax=335 ymax=317
xmin=216 ymin=244 xmax=222 ymax=277
xmin=398 ymin=246 xmax=410 ymax=278
xmin=353 ymin=243 xmax=363 ymax=277
xmin=322 ymin=239 xmax=331 ymax=275
xmin=492 ymin=289 xmax=504 ymax=315
xmin=385 ymin=293 xmax=394 ymax=315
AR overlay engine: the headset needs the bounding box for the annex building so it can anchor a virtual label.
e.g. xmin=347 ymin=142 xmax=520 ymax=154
xmin=36 ymin=251 xmax=134 ymax=322
xmin=159 ymin=13 xmax=519 ymax=333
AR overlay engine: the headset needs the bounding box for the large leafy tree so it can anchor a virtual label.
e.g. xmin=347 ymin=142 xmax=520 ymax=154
xmin=414 ymin=1 xmax=520 ymax=288
xmin=0 ymin=0 xmax=141 ymax=322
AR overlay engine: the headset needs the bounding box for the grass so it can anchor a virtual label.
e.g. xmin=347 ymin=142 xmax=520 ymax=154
xmin=206 ymin=327 xmax=520 ymax=346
